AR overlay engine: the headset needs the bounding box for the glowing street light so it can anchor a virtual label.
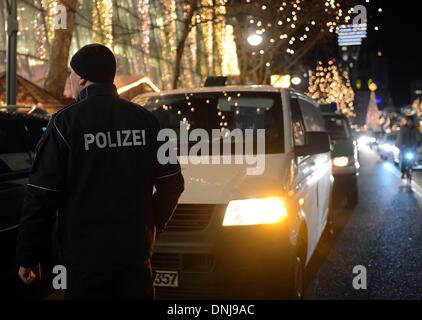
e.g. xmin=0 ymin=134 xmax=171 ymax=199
xmin=291 ymin=76 xmax=302 ymax=85
xmin=247 ymin=34 xmax=263 ymax=46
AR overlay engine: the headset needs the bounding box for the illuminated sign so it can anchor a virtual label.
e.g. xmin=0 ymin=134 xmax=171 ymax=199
xmin=338 ymin=24 xmax=367 ymax=47
xmin=271 ymin=74 xmax=291 ymax=88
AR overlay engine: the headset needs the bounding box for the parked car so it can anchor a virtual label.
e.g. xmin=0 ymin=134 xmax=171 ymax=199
xmin=322 ymin=112 xmax=359 ymax=208
xmin=1 ymin=105 xmax=50 ymax=118
xmin=0 ymin=109 xmax=50 ymax=298
xmin=141 ymin=85 xmax=333 ymax=299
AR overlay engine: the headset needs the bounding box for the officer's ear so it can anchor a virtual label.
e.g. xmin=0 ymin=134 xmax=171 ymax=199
xmin=79 ymin=77 xmax=89 ymax=87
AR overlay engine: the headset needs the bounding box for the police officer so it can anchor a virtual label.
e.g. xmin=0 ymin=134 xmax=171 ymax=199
xmin=16 ymin=44 xmax=184 ymax=299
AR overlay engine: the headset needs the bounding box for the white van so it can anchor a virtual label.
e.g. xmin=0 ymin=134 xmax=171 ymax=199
xmin=139 ymin=85 xmax=333 ymax=299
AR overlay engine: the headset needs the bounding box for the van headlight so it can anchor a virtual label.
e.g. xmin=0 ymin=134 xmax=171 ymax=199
xmin=333 ymin=156 xmax=350 ymax=167
xmin=222 ymin=197 xmax=288 ymax=226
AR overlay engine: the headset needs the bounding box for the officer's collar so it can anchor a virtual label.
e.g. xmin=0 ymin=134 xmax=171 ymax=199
xmin=77 ymin=83 xmax=118 ymax=101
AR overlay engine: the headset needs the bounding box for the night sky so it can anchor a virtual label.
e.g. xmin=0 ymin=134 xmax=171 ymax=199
xmin=372 ymin=1 xmax=422 ymax=106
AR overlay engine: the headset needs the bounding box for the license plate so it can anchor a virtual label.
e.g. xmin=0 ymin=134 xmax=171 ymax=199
xmin=153 ymin=270 xmax=179 ymax=287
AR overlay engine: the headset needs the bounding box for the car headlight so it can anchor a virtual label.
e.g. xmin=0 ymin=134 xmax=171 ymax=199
xmin=222 ymin=197 xmax=288 ymax=226
xmin=333 ymin=156 xmax=349 ymax=167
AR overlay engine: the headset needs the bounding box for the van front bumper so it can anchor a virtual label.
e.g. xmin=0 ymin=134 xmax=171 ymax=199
xmin=152 ymin=211 xmax=294 ymax=299
xmin=332 ymin=163 xmax=358 ymax=176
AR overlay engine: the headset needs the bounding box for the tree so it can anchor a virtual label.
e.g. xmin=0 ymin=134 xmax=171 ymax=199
xmin=307 ymin=60 xmax=355 ymax=117
xmin=44 ymin=0 xmax=78 ymax=99
xmin=226 ymin=0 xmax=361 ymax=84
xmin=171 ymin=0 xmax=228 ymax=89
xmin=2 ymin=0 xmax=367 ymax=96
xmin=365 ymin=90 xmax=380 ymax=132
xmin=172 ymin=0 xmax=198 ymax=89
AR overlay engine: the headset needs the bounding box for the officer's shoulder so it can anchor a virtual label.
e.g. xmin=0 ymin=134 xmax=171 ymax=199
xmin=50 ymin=99 xmax=87 ymax=131
xmin=52 ymin=99 xmax=86 ymax=119
xmin=119 ymin=98 xmax=159 ymax=125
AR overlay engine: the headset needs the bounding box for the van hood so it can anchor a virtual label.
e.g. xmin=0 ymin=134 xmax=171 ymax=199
xmin=178 ymin=154 xmax=293 ymax=204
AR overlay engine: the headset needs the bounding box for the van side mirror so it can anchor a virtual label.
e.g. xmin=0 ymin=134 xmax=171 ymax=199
xmin=295 ymin=132 xmax=330 ymax=156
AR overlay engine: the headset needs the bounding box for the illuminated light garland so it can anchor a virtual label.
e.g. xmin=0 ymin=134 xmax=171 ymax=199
xmin=92 ymin=0 xmax=113 ymax=47
xmin=307 ymin=60 xmax=355 ymax=117
xmin=137 ymin=0 xmax=151 ymax=75
xmin=213 ymin=2 xmax=226 ymax=76
xmin=183 ymin=23 xmax=195 ymax=88
xmin=163 ymin=0 xmax=177 ymax=86
xmin=228 ymin=0 xmax=364 ymax=84
xmin=41 ymin=0 xmax=58 ymax=43
xmin=117 ymin=76 xmax=160 ymax=94
xmin=202 ymin=0 xmax=214 ymax=72
xmin=8 ymin=0 xmax=377 ymax=91
xmin=33 ymin=0 xmax=49 ymax=61
xmin=222 ymin=25 xmax=240 ymax=76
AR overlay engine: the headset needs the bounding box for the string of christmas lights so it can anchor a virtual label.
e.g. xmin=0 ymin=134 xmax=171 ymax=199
xmin=6 ymin=0 xmax=374 ymax=93
xmin=92 ymin=0 xmax=113 ymax=47
xmin=307 ymin=60 xmax=355 ymax=116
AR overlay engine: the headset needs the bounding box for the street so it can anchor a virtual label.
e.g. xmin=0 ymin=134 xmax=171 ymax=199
xmin=306 ymin=146 xmax=422 ymax=299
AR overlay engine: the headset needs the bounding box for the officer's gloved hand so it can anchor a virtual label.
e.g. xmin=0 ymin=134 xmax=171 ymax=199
xmin=18 ymin=263 xmax=42 ymax=285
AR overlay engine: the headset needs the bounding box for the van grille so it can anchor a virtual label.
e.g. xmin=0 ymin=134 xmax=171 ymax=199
xmin=151 ymin=253 xmax=215 ymax=272
xmin=151 ymin=253 xmax=217 ymax=299
xmin=165 ymin=204 xmax=216 ymax=232
xmin=151 ymin=253 xmax=179 ymax=270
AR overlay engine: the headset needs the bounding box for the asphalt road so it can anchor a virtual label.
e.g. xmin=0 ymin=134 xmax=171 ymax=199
xmin=305 ymin=146 xmax=422 ymax=299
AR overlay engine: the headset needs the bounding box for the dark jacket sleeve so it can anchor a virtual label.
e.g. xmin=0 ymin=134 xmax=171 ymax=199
xmin=152 ymin=123 xmax=184 ymax=234
xmin=16 ymin=117 xmax=68 ymax=268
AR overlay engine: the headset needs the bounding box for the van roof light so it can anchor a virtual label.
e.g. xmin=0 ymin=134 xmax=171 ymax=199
xmin=203 ymin=76 xmax=227 ymax=87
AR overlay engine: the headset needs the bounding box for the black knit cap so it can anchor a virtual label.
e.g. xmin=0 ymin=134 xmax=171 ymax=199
xmin=70 ymin=44 xmax=116 ymax=83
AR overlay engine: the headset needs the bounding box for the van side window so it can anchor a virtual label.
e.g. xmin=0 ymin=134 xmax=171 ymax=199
xmin=290 ymin=99 xmax=305 ymax=146
xmin=298 ymin=99 xmax=325 ymax=132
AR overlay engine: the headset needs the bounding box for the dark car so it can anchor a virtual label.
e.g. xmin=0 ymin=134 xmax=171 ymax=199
xmin=322 ymin=112 xmax=359 ymax=208
xmin=0 ymin=109 xmax=50 ymax=298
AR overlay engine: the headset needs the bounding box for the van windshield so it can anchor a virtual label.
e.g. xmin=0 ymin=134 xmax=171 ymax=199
xmin=142 ymin=91 xmax=284 ymax=154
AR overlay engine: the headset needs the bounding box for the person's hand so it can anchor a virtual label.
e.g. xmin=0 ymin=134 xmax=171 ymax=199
xmin=18 ymin=263 xmax=42 ymax=285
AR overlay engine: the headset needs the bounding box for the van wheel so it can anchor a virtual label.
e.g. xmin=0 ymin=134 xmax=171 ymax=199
xmin=327 ymin=207 xmax=336 ymax=237
xmin=292 ymin=256 xmax=305 ymax=299
xmin=287 ymin=246 xmax=305 ymax=299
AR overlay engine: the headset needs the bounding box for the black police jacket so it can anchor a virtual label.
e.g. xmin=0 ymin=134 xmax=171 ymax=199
xmin=16 ymin=83 xmax=184 ymax=272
